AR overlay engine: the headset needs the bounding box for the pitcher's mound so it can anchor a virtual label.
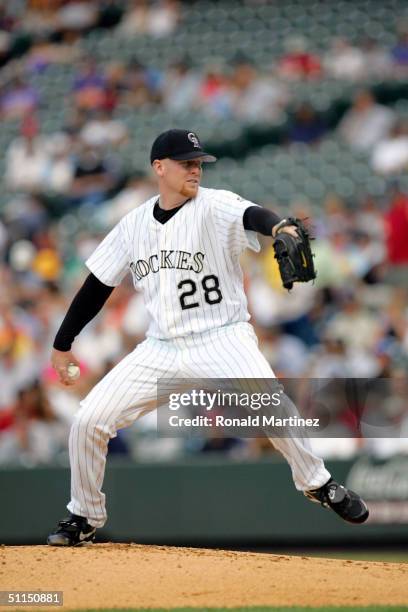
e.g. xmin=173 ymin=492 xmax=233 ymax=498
xmin=2 ymin=544 xmax=408 ymax=609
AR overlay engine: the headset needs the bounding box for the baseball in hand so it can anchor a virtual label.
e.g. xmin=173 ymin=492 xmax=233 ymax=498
xmin=67 ymin=363 xmax=80 ymax=380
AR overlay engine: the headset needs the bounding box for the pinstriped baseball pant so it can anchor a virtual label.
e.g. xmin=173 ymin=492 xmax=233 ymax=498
xmin=67 ymin=322 xmax=330 ymax=527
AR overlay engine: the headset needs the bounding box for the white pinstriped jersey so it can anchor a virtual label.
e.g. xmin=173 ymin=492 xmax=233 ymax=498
xmin=86 ymin=187 xmax=260 ymax=340
xmin=70 ymin=185 xmax=331 ymax=525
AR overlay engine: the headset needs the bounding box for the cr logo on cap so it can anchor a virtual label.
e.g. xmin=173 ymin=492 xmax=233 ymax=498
xmin=188 ymin=132 xmax=200 ymax=148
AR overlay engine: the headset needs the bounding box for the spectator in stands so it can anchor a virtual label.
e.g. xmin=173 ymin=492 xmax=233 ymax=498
xmin=101 ymin=61 xmax=126 ymax=112
xmin=123 ymin=58 xmax=163 ymax=108
xmin=338 ymin=89 xmax=396 ymax=151
xmin=321 ymin=193 xmax=352 ymax=238
xmin=68 ymin=143 xmax=119 ymax=207
xmin=116 ymin=0 xmax=149 ymax=36
xmin=162 ymin=59 xmax=200 ymax=112
xmin=72 ymin=58 xmax=107 ymax=111
xmin=255 ymin=325 xmax=308 ymax=377
xmin=0 ymin=4 xmax=15 ymax=35
xmin=145 ymin=0 xmax=180 ymax=37
xmin=360 ymin=38 xmax=392 ymax=78
xmin=100 ymin=172 xmax=156 ymax=226
xmin=346 ymin=229 xmax=386 ymax=280
xmin=44 ymin=133 xmax=75 ymax=194
xmin=5 ymin=116 xmax=74 ymax=195
xmin=24 ymin=1 xmax=62 ymax=39
xmin=277 ymin=36 xmax=322 ymax=80
xmin=55 ymin=0 xmax=99 ymax=40
xmin=25 ymin=35 xmax=81 ymax=74
xmin=229 ymin=59 xmax=289 ymax=122
xmin=371 ymin=121 xmax=408 ymax=175
xmin=2 ymin=194 xmax=49 ymax=248
xmin=287 ymin=103 xmax=327 ymax=144
xmin=324 ymin=38 xmax=365 ymax=80
xmin=196 ymin=66 xmax=232 ymax=118
xmin=383 ymin=189 xmax=408 ymax=264
xmin=325 ymin=290 xmax=383 ymax=357
xmin=382 ymin=288 xmax=408 ymax=352
xmin=0 ymin=299 xmax=40 ymax=411
xmin=80 ymin=109 xmax=128 ymax=149
xmin=5 ymin=134 xmax=48 ymax=192
xmin=0 ymin=77 xmax=39 ymax=121
xmin=391 ymin=31 xmax=408 ymax=72
xmin=0 ymin=380 xmax=68 ymax=466
xmin=118 ymin=0 xmax=180 ymax=38
xmin=309 ymin=336 xmax=351 ymax=377
xmin=5 ymin=115 xmax=49 ymax=192
xmin=63 ymin=107 xmax=88 ymax=137
xmin=354 ymin=195 xmax=385 ymax=242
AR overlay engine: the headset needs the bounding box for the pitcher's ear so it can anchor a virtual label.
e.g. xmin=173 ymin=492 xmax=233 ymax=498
xmin=152 ymin=159 xmax=163 ymax=176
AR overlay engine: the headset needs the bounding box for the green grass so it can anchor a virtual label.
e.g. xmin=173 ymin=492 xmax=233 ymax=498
xmin=69 ymin=607 xmax=408 ymax=612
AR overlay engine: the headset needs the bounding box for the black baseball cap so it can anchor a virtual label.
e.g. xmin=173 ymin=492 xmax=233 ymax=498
xmin=150 ymin=129 xmax=217 ymax=164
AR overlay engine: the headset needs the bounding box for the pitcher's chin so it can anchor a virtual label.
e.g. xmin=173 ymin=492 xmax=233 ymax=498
xmin=181 ymin=183 xmax=199 ymax=198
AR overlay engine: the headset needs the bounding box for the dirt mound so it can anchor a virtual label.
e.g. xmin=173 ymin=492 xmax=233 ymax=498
xmin=2 ymin=544 xmax=408 ymax=609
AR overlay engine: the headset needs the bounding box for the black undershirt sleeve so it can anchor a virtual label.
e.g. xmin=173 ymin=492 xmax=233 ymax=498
xmin=243 ymin=205 xmax=282 ymax=235
xmin=53 ymin=273 xmax=114 ymax=351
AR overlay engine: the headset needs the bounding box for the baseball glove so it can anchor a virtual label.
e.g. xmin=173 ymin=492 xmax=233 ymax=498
xmin=273 ymin=217 xmax=316 ymax=290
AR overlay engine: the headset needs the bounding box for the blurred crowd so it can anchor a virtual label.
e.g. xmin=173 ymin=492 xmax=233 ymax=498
xmin=1 ymin=0 xmax=408 ymax=467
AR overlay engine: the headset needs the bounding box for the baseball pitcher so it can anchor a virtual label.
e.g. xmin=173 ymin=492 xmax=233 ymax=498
xmin=48 ymin=129 xmax=368 ymax=545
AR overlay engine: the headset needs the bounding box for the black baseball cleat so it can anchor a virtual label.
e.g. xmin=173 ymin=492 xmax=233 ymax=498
xmin=47 ymin=513 xmax=96 ymax=546
xmin=304 ymin=478 xmax=369 ymax=524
